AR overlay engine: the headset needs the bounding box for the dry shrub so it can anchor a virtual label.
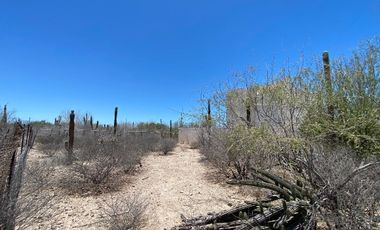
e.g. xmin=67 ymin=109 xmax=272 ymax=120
xmin=200 ymin=128 xmax=380 ymax=228
xmin=199 ymin=126 xmax=279 ymax=179
xmin=198 ymin=128 xmax=231 ymax=176
xmin=73 ymin=133 xmax=160 ymax=185
xmin=102 ymin=195 xmax=147 ymax=230
xmin=15 ymin=161 xmax=57 ymax=229
xmin=189 ymin=141 xmax=200 ymax=149
xmin=36 ymin=132 xmax=66 ymax=156
xmin=157 ymin=138 xmax=177 ymax=155
xmin=296 ymin=145 xmax=380 ymax=229
xmin=73 ymin=135 xmax=125 ymax=184
xmin=196 ymin=38 xmax=380 ymax=229
xmin=133 ymin=133 xmax=160 ymax=153
xmin=0 ymin=123 xmax=46 ymax=229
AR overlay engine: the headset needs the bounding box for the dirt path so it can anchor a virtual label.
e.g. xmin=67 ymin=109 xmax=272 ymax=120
xmin=31 ymin=145 xmax=253 ymax=229
xmin=130 ymin=145 xmax=252 ymax=229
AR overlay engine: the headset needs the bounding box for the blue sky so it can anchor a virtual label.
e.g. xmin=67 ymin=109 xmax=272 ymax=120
xmin=0 ymin=0 xmax=379 ymax=124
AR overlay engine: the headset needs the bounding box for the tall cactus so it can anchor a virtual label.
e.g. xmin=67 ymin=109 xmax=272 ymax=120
xmin=114 ymin=107 xmax=118 ymax=135
xmin=246 ymin=103 xmax=251 ymax=126
xmin=65 ymin=110 xmax=75 ymax=164
xmin=179 ymin=113 xmax=184 ymax=128
xmin=2 ymin=105 xmax=7 ymax=124
xmin=83 ymin=113 xmax=88 ymax=126
xmin=169 ymin=120 xmax=173 ymax=138
xmin=90 ymin=116 xmax=93 ymax=130
xmin=207 ymin=99 xmax=211 ymax=122
xmin=323 ymin=51 xmax=334 ymax=120
xmin=95 ymin=121 xmax=99 ymax=129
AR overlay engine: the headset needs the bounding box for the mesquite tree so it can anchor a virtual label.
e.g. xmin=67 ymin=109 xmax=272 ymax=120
xmin=193 ymin=38 xmax=380 ymax=229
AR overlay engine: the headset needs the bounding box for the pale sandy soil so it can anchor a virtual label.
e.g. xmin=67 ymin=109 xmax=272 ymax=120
xmin=28 ymin=144 xmax=255 ymax=230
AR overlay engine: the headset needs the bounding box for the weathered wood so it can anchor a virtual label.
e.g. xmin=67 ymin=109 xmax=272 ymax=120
xmin=253 ymin=169 xmax=304 ymax=199
xmin=337 ymin=161 xmax=380 ymax=190
xmin=227 ymin=180 xmax=291 ymax=201
xmin=0 ymin=124 xmax=36 ymax=229
xmin=187 ymin=203 xmax=259 ymax=226
xmin=173 ymin=167 xmax=316 ymax=229
xmin=173 ymin=206 xmax=285 ymax=230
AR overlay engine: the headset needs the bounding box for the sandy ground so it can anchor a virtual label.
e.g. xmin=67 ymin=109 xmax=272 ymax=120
xmin=29 ymin=145 xmax=254 ymax=230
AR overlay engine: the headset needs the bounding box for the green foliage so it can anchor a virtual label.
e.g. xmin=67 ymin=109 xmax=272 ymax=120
xmin=136 ymin=122 xmax=166 ymax=131
xmin=301 ymin=38 xmax=380 ymax=156
xmin=29 ymin=120 xmax=53 ymax=127
xmin=225 ymin=125 xmax=271 ymax=157
xmin=157 ymin=138 xmax=177 ymax=155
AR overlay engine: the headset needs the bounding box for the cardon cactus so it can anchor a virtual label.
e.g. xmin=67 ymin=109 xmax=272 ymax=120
xmin=114 ymin=107 xmax=118 ymax=135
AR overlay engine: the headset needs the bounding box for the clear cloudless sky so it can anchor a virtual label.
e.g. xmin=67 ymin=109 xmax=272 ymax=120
xmin=0 ymin=0 xmax=379 ymax=124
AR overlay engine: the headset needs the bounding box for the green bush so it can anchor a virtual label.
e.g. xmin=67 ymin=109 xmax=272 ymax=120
xmin=301 ymin=38 xmax=380 ymax=156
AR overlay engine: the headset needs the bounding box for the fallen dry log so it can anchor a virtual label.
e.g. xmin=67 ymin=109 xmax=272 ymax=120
xmin=172 ymin=167 xmax=315 ymax=230
xmin=173 ymin=160 xmax=380 ymax=229
xmin=227 ymin=180 xmax=292 ymax=201
xmin=173 ymin=199 xmax=310 ymax=230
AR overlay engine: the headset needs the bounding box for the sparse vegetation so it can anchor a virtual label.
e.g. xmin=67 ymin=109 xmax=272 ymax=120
xmin=182 ymin=38 xmax=380 ymax=229
xmin=158 ymin=138 xmax=177 ymax=155
xmin=101 ymin=195 xmax=147 ymax=230
xmin=0 ymin=123 xmax=37 ymax=229
xmin=36 ymin=132 xmax=66 ymax=156
xmin=73 ymin=133 xmax=159 ymax=184
xmin=1 ymin=34 xmax=379 ymax=229
xmin=15 ymin=161 xmax=57 ymax=229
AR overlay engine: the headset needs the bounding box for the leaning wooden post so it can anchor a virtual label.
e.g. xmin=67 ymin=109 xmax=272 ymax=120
xmin=66 ymin=110 xmax=75 ymax=164
xmin=323 ymin=51 xmax=334 ymax=120
xmin=169 ymin=120 xmax=173 ymax=138
xmin=114 ymin=107 xmax=118 ymax=135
